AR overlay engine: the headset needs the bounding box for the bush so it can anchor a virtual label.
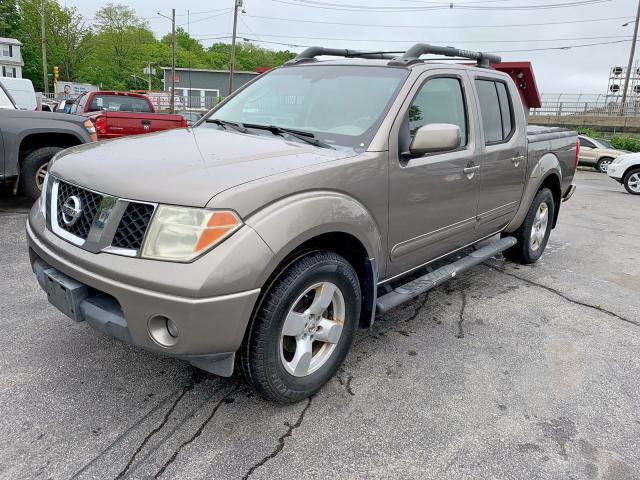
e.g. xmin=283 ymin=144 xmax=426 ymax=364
xmin=609 ymin=136 xmax=640 ymax=152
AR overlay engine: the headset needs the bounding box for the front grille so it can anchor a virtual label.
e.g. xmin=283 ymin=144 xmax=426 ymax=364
xmin=112 ymin=202 xmax=155 ymax=250
xmin=56 ymin=182 xmax=103 ymax=239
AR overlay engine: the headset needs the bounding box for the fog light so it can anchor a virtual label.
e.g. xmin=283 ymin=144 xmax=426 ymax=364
xmin=166 ymin=318 xmax=179 ymax=338
xmin=148 ymin=315 xmax=178 ymax=347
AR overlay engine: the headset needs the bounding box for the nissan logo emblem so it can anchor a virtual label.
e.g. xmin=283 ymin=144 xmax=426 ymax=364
xmin=61 ymin=195 xmax=83 ymax=226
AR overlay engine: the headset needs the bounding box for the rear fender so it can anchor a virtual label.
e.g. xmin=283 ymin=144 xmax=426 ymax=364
xmin=504 ymin=152 xmax=562 ymax=233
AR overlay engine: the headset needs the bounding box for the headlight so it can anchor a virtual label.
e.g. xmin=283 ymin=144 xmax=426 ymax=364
xmin=39 ymin=172 xmax=50 ymax=219
xmin=83 ymin=119 xmax=98 ymax=142
xmin=612 ymin=155 xmax=627 ymax=165
xmin=141 ymin=206 xmax=242 ymax=262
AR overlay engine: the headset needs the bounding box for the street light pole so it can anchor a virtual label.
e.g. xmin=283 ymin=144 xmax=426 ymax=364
xmin=228 ymin=0 xmax=242 ymax=96
xmin=40 ymin=0 xmax=48 ymax=96
xmin=621 ymin=0 xmax=640 ymax=114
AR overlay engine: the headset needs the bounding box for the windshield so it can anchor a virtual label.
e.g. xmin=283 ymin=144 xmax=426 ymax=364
xmin=0 ymin=85 xmax=15 ymax=110
xmin=87 ymin=95 xmax=152 ymax=113
xmin=207 ymin=65 xmax=408 ymax=148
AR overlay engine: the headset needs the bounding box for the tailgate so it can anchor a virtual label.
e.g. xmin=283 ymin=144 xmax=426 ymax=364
xmin=103 ymin=112 xmax=185 ymax=136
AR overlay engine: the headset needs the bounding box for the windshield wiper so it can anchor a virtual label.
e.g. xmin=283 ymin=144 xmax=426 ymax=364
xmin=205 ymin=118 xmax=247 ymax=133
xmin=243 ymin=124 xmax=334 ymax=149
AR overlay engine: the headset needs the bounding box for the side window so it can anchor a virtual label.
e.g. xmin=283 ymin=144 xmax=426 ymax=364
xmin=579 ymin=137 xmax=596 ymax=149
xmin=408 ymin=77 xmax=468 ymax=147
xmin=495 ymin=82 xmax=513 ymax=139
xmin=476 ymin=79 xmax=515 ymax=144
xmin=475 ymin=80 xmax=503 ymax=144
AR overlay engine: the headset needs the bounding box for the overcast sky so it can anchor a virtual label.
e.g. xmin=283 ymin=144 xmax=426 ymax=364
xmin=62 ymin=0 xmax=638 ymax=96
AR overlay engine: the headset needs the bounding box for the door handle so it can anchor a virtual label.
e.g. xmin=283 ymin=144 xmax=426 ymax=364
xmin=141 ymin=120 xmax=151 ymax=125
xmin=463 ymin=165 xmax=481 ymax=175
xmin=511 ymin=155 xmax=525 ymax=167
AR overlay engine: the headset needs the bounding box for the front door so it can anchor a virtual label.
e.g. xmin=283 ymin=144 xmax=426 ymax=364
xmin=387 ymin=71 xmax=482 ymax=278
xmin=473 ymin=77 xmax=527 ymax=237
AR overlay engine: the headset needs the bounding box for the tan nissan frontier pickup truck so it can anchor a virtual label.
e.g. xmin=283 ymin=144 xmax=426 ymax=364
xmin=27 ymin=44 xmax=578 ymax=403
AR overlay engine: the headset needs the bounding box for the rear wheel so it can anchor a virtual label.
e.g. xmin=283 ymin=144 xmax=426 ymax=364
xmin=503 ymin=188 xmax=555 ymax=264
xmin=20 ymin=146 xmax=63 ymax=201
xmin=238 ymin=251 xmax=361 ymax=404
xmin=596 ymin=157 xmax=613 ymax=173
xmin=623 ymin=168 xmax=640 ymax=195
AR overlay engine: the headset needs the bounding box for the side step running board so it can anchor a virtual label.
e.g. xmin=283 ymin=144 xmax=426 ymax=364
xmin=376 ymin=237 xmax=517 ymax=314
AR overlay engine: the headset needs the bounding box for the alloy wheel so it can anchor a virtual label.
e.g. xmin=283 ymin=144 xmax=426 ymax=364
xmin=280 ymin=281 xmax=345 ymax=377
xmin=530 ymin=202 xmax=549 ymax=252
xmin=627 ymin=173 xmax=640 ymax=193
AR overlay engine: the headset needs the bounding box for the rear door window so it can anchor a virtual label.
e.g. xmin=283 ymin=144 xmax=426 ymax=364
xmin=475 ymin=79 xmax=514 ymax=145
xmin=87 ymin=95 xmax=152 ymax=113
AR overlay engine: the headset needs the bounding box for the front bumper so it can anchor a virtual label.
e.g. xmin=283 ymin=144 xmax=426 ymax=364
xmin=26 ymin=207 xmax=268 ymax=376
xmin=607 ymin=164 xmax=624 ymax=181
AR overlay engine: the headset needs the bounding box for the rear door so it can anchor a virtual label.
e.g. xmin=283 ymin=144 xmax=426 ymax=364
xmin=578 ymin=136 xmax=598 ymax=166
xmin=473 ymin=76 xmax=527 ymax=237
xmin=387 ymin=70 xmax=482 ymax=277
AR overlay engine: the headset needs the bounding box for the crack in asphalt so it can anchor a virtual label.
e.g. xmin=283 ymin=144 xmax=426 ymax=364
xmin=241 ymin=396 xmax=314 ymax=480
xmin=154 ymin=383 xmax=241 ymax=478
xmin=336 ymin=370 xmax=355 ymax=396
xmin=69 ymin=388 xmax=184 ymax=480
xmin=406 ymin=292 xmax=430 ymax=323
xmin=114 ymin=372 xmax=200 ymax=480
xmin=455 ymin=290 xmax=467 ymax=339
xmin=490 ymin=266 xmax=640 ymax=328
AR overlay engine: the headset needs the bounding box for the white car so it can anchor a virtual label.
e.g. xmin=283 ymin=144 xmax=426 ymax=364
xmin=608 ymin=152 xmax=640 ymax=195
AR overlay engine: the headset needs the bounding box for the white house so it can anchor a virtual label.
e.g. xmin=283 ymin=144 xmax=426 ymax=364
xmin=0 ymin=37 xmax=23 ymax=79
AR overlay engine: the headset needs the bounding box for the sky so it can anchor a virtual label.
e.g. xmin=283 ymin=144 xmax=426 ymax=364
xmin=62 ymin=0 xmax=639 ymax=96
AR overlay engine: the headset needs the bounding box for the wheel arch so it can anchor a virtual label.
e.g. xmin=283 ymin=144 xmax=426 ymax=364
xmin=247 ymin=192 xmax=382 ymax=329
xmin=19 ymin=132 xmax=82 ymax=162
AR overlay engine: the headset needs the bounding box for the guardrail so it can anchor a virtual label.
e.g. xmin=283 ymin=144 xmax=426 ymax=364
xmin=531 ymin=101 xmax=640 ymax=117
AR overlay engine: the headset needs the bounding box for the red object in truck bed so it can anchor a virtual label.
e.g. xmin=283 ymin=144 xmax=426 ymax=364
xmin=74 ymin=91 xmax=188 ymax=139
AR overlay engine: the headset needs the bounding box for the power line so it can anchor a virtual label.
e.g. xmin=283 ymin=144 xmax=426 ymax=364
xmin=213 ymin=32 xmax=633 ymax=44
xmin=271 ymin=0 xmax=611 ymax=12
xmin=243 ymin=13 xmax=635 ymax=29
xmin=177 ymin=10 xmax=231 ymax=27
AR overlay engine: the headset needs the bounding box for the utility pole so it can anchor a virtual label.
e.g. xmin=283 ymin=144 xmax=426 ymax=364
xmin=40 ymin=0 xmax=48 ymax=95
xmin=228 ymin=0 xmax=242 ymax=96
xmin=171 ymin=8 xmax=176 ymax=114
xmin=621 ymin=0 xmax=640 ymax=114
xmin=147 ymin=62 xmax=153 ymax=92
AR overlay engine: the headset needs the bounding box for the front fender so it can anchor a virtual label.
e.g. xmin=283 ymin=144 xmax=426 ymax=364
xmin=504 ymin=152 xmax=562 ymax=233
xmin=245 ymin=191 xmax=383 ymax=286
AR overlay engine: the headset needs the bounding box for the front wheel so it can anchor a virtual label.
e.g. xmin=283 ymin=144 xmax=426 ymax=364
xmin=503 ymin=188 xmax=555 ymax=264
xmin=623 ymin=168 xmax=640 ymax=195
xmin=20 ymin=146 xmax=64 ymax=201
xmin=238 ymin=251 xmax=361 ymax=404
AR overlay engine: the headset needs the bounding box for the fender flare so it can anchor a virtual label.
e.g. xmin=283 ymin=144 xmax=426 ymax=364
xmin=504 ymin=152 xmax=562 ymax=233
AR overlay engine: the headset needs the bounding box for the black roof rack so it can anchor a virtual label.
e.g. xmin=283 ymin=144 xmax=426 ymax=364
xmin=285 ymin=44 xmax=501 ymax=68
xmin=388 ymin=44 xmax=501 ymax=68
xmin=286 ymin=47 xmax=402 ymax=65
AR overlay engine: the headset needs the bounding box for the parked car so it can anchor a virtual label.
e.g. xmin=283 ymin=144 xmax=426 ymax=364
xmin=608 ymin=152 xmax=640 ymax=195
xmin=71 ymin=91 xmax=187 ymax=139
xmin=578 ymin=134 xmax=625 ymax=173
xmin=177 ymin=110 xmax=203 ymax=126
xmin=0 ymin=81 xmax=96 ymax=200
xmin=0 ymin=77 xmax=37 ymax=110
xmin=27 ymin=44 xmax=578 ymax=403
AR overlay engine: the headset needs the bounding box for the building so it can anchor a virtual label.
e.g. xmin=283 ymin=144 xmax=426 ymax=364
xmin=161 ymin=67 xmax=259 ymax=109
xmin=0 ymin=37 xmax=23 ymax=78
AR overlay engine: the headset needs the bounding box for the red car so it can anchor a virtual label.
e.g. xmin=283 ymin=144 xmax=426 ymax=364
xmin=71 ymin=91 xmax=188 ymax=139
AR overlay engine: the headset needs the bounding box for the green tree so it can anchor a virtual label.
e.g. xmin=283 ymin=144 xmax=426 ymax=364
xmin=0 ymin=0 xmax=20 ymax=38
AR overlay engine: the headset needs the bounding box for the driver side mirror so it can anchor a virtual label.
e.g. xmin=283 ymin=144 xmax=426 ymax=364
xmin=409 ymin=123 xmax=461 ymax=155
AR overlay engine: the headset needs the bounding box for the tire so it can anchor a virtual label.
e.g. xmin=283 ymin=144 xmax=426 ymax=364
xmin=623 ymin=168 xmax=640 ymax=195
xmin=596 ymin=157 xmax=613 ymax=173
xmin=20 ymin=146 xmax=63 ymax=201
xmin=502 ymin=188 xmax=555 ymax=264
xmin=238 ymin=251 xmax=361 ymax=404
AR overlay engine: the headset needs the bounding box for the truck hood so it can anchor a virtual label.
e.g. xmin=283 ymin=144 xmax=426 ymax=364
xmin=50 ymin=127 xmax=353 ymax=207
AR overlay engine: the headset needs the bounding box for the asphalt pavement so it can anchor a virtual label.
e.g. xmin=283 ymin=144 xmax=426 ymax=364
xmin=1 ymin=170 xmax=639 ymax=480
